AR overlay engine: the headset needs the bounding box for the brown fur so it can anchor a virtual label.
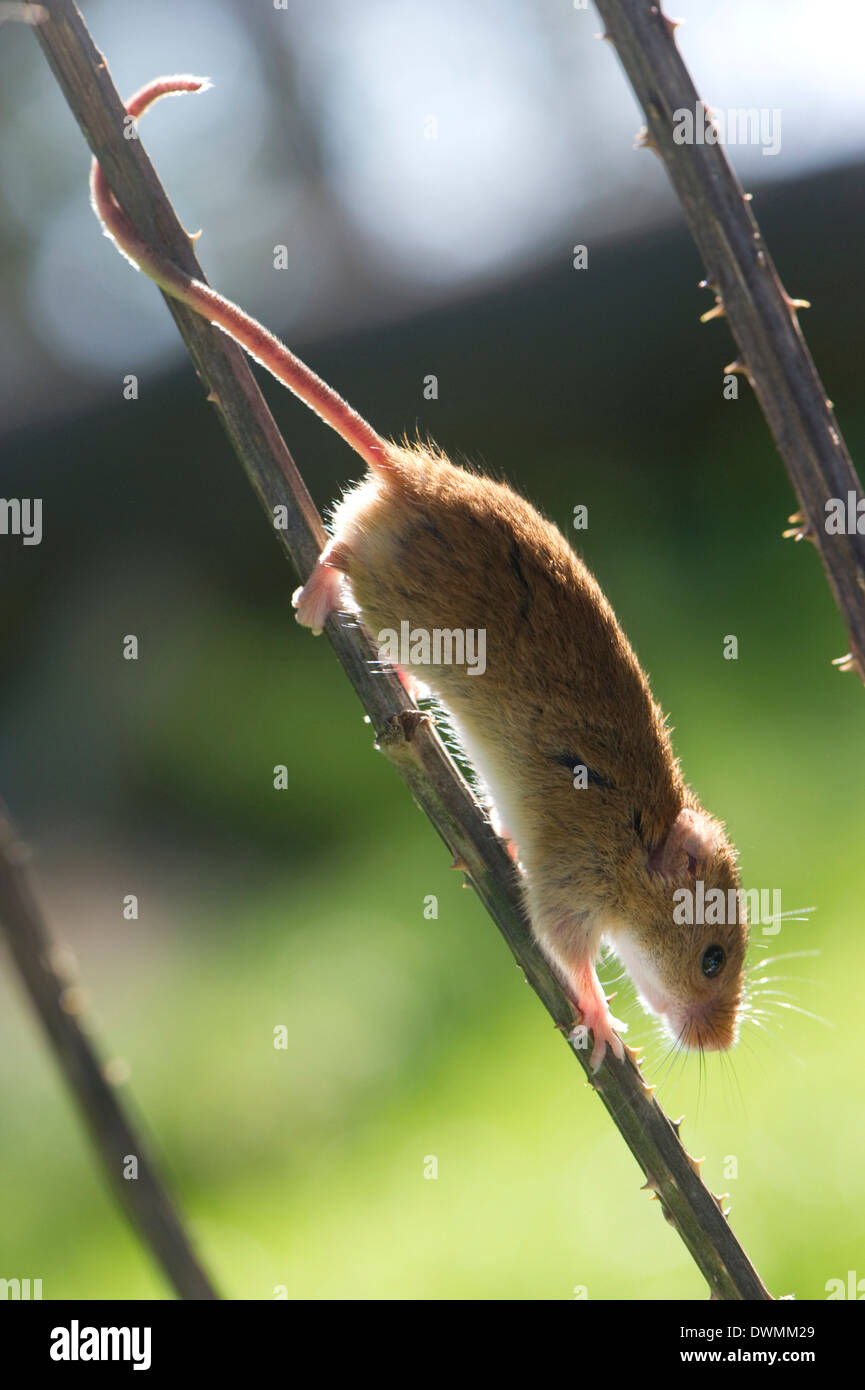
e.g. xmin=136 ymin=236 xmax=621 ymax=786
xmin=313 ymin=442 xmax=747 ymax=1063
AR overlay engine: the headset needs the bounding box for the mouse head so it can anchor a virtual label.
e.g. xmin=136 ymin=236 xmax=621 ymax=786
xmin=614 ymin=806 xmax=747 ymax=1053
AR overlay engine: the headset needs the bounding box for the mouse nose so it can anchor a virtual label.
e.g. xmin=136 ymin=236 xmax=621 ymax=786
xmin=661 ymin=999 xmax=739 ymax=1053
xmin=677 ymin=1010 xmax=739 ymax=1053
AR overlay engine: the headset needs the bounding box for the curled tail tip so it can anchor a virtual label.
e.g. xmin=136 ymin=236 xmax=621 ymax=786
xmin=150 ymin=73 xmax=211 ymax=93
xmin=125 ymin=75 xmax=212 ymax=119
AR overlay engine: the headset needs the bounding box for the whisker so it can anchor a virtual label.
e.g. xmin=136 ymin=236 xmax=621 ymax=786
xmin=746 ymin=979 xmax=800 ymax=990
xmin=722 ymin=1042 xmax=747 ymax=1116
xmin=759 ymin=1000 xmax=833 ymax=1029
xmin=747 ymin=950 xmax=820 ymax=972
xmin=758 ymin=905 xmax=817 ymax=922
xmin=653 ymin=1019 xmax=690 ymax=1088
xmin=740 ymin=1012 xmax=809 ymax=1068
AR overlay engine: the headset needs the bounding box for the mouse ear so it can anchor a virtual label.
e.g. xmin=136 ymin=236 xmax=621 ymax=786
xmin=648 ymin=808 xmax=718 ymax=879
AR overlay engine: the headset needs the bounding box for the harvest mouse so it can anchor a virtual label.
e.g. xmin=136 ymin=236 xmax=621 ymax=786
xmin=91 ymin=76 xmax=748 ymax=1070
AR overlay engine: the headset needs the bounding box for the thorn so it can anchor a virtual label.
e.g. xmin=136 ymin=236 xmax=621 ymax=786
xmin=700 ymin=298 xmax=726 ymax=324
xmin=826 ymin=398 xmax=834 ymax=410
xmin=594 ymin=31 xmax=613 ymax=42
xmin=832 ymin=652 xmax=862 ymax=676
xmin=59 ymin=985 xmax=88 ymax=1016
xmin=743 ymin=192 xmax=753 ymax=202
xmin=205 ymin=391 xmax=220 ymax=404
xmin=723 ymin=360 xmax=748 ymax=376
xmin=670 ymin=1114 xmax=685 ymax=1137
xmin=188 ymin=227 xmax=203 ymax=244
xmin=698 ymin=278 xmax=717 ymax=291
xmin=785 ymin=295 xmax=811 ymax=311
xmin=781 ymin=511 xmax=816 ymax=544
xmin=48 ymin=945 xmax=78 ymax=980
xmin=684 ymin=1151 xmax=705 ymax=1175
xmin=634 ymin=125 xmax=660 ymax=155
xmin=641 ymin=1176 xmax=661 ymax=1193
xmin=102 ymin=1056 xmax=131 ymax=1085
xmin=449 ymin=853 xmax=469 ymax=873
xmin=641 ymin=1080 xmax=657 ymax=1097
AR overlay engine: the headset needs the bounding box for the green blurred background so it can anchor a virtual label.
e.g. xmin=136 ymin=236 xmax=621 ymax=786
xmin=1 ymin=0 xmax=864 ymax=1300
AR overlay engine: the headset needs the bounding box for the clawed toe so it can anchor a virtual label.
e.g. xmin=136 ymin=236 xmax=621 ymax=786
xmin=569 ymin=991 xmax=627 ymax=1072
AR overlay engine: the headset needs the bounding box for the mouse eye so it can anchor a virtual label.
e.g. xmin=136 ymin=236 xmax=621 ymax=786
xmin=701 ymin=944 xmax=726 ymax=978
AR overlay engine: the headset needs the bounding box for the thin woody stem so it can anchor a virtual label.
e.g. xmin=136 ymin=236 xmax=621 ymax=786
xmin=594 ymin=0 xmax=865 ymax=679
xmin=0 ymin=805 xmax=219 ymax=1299
xmin=30 ymin=0 xmax=771 ymax=1299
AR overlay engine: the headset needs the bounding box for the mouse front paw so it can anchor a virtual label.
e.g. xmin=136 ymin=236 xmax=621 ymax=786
xmin=568 ymin=974 xmax=627 ymax=1072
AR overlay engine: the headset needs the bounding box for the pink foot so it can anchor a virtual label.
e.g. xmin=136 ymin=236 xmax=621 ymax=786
xmin=568 ymin=968 xmax=626 ymax=1072
xmin=292 ymin=543 xmax=348 ymax=634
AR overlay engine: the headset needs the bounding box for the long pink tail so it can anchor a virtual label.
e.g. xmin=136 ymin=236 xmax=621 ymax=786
xmin=90 ymin=76 xmax=390 ymax=472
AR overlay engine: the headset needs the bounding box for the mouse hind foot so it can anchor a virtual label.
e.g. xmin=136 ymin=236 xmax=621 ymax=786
xmin=292 ymin=541 xmax=351 ymax=634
